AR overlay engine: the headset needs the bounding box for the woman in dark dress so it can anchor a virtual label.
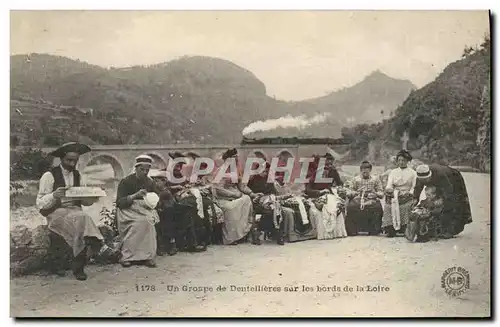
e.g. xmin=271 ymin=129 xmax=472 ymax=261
xmin=212 ymin=148 xmax=260 ymax=245
xmin=413 ymin=164 xmax=473 ymax=238
xmin=148 ymin=168 xmax=178 ymax=256
xmin=166 ymin=152 xmax=207 ymax=252
xmin=247 ymin=163 xmax=294 ymax=245
xmin=306 ymin=153 xmax=347 ymax=239
xmin=345 ymin=161 xmax=384 ymax=236
xmin=115 ymin=155 xmax=160 ymax=268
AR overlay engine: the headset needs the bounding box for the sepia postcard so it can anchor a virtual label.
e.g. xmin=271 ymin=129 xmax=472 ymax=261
xmin=9 ymin=10 xmax=491 ymax=318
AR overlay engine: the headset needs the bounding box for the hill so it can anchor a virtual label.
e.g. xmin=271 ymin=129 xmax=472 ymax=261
xmin=245 ymin=70 xmax=416 ymax=138
xmin=11 ymin=54 xmax=278 ymax=145
xmin=340 ymin=35 xmax=491 ymax=171
xmin=10 ymin=53 xmax=414 ymax=145
xmin=303 ymin=70 xmax=416 ymax=123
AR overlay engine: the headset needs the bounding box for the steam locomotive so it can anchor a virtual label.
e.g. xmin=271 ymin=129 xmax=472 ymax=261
xmin=240 ymin=136 xmax=351 ymax=145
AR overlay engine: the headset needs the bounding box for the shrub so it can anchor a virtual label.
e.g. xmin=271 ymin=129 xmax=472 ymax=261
xmin=100 ymin=203 xmax=118 ymax=236
xmin=10 ymin=181 xmax=25 ymax=209
xmin=10 ymin=148 xmax=53 ymax=181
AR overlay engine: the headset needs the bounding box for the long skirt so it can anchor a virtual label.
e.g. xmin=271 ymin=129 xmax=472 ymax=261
xmin=117 ymin=201 xmax=158 ymax=262
xmin=310 ymin=195 xmax=347 ymax=240
xmin=253 ymin=195 xmax=284 ymax=232
xmin=173 ymin=198 xmax=208 ymax=250
xmin=203 ymin=197 xmax=224 ymax=245
xmin=218 ymin=195 xmax=254 ymax=245
xmin=282 ymin=201 xmax=317 ymax=242
xmin=345 ymin=197 xmax=383 ymax=235
xmin=156 ymin=204 xmax=177 ymax=250
xmin=445 ymin=169 xmax=473 ymax=235
xmin=382 ymin=196 xmax=413 ymax=231
xmin=47 ymin=205 xmax=103 ymax=257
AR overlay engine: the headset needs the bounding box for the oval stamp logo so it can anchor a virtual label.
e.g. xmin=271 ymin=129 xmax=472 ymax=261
xmin=441 ymin=266 xmax=470 ymax=297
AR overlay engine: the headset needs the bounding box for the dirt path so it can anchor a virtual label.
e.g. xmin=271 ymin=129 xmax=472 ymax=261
xmin=10 ymin=173 xmax=490 ymax=317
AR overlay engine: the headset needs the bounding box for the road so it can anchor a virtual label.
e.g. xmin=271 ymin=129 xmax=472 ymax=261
xmin=10 ymin=173 xmax=490 ymax=317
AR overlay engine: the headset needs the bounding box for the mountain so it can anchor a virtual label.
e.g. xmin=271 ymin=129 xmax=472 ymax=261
xmin=303 ymin=70 xmax=416 ymax=123
xmin=245 ymin=70 xmax=416 ymax=138
xmin=10 ymin=53 xmax=415 ymax=146
xmin=340 ymin=35 xmax=491 ymax=171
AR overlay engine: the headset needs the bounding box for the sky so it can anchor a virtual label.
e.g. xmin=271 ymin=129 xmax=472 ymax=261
xmin=10 ymin=10 xmax=490 ymax=101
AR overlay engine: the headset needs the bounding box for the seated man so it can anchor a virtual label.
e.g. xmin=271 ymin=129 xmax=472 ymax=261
xmin=345 ymin=161 xmax=384 ymax=236
xmin=36 ymin=142 xmax=118 ymax=281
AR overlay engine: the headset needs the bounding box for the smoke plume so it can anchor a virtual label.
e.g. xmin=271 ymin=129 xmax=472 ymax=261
xmin=242 ymin=113 xmax=331 ymax=136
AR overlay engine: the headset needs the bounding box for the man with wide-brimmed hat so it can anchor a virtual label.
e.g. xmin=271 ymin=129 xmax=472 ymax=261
xmin=115 ymin=155 xmax=161 ymax=268
xmin=413 ymin=164 xmax=472 ymax=238
xmin=36 ymin=142 xmax=118 ymax=281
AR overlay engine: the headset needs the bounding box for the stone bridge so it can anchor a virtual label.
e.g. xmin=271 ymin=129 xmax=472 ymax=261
xmin=40 ymin=143 xmax=343 ymax=181
xmin=30 ymin=143 xmax=351 ymax=224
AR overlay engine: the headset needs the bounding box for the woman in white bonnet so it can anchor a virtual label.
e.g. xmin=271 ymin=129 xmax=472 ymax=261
xmin=115 ymin=155 xmax=161 ymax=268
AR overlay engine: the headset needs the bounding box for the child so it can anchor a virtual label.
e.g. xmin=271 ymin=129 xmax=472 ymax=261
xmin=406 ymin=186 xmax=444 ymax=242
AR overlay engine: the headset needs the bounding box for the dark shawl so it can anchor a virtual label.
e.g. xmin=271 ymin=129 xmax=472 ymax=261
xmin=116 ymin=174 xmax=160 ymax=210
xmin=247 ymin=174 xmax=277 ymax=195
xmin=413 ymin=164 xmax=472 ymax=226
xmin=306 ymin=167 xmax=343 ymax=198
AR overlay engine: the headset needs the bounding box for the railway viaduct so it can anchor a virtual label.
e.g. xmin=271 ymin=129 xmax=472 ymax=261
xmin=38 ymin=143 xmax=344 ymax=181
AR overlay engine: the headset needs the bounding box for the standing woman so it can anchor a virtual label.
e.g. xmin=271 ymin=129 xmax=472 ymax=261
xmin=115 ymin=155 xmax=160 ymax=267
xmin=382 ymin=150 xmax=417 ymax=237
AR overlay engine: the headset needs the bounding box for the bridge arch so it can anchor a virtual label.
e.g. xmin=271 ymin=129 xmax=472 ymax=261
xmin=274 ymin=148 xmax=294 ymax=161
xmin=83 ymin=154 xmax=125 ymax=185
xmin=272 ymin=148 xmax=299 ymax=182
xmin=248 ymin=149 xmax=268 ymax=161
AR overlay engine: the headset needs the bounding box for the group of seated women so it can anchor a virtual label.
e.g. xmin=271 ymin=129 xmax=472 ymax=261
xmin=114 ymin=147 xmax=473 ymax=268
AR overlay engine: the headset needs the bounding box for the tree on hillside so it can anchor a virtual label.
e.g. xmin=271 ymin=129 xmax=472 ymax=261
xmin=339 ymin=33 xmax=491 ymax=168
